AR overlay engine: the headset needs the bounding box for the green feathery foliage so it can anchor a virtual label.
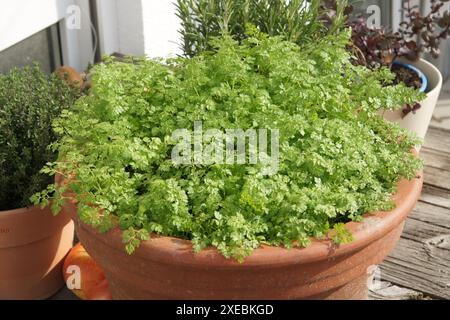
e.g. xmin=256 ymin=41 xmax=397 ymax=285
xmin=33 ymin=30 xmax=423 ymax=261
xmin=176 ymin=0 xmax=349 ymax=56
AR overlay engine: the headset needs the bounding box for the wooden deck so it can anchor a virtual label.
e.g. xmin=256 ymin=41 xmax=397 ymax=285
xmin=370 ymin=126 xmax=450 ymax=300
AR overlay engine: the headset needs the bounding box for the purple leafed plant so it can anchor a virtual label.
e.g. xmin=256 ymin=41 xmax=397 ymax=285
xmin=344 ymin=0 xmax=450 ymax=116
xmin=349 ymin=0 xmax=450 ymax=69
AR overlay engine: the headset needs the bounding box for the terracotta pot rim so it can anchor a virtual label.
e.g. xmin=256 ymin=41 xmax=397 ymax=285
xmin=73 ymin=171 xmax=423 ymax=268
xmin=0 ymin=205 xmax=42 ymax=218
xmin=0 ymin=203 xmax=73 ymax=249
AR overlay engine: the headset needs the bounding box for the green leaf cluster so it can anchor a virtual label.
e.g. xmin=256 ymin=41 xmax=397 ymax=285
xmin=0 ymin=64 xmax=79 ymax=210
xmin=35 ymin=31 xmax=423 ymax=261
xmin=176 ymin=0 xmax=349 ymax=57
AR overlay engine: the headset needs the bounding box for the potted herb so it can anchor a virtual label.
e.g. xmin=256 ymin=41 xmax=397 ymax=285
xmin=176 ymin=0 xmax=349 ymax=57
xmin=342 ymin=0 xmax=447 ymax=141
xmin=35 ymin=30 xmax=423 ymax=299
xmin=178 ymin=0 xmax=446 ymax=143
xmin=0 ymin=64 xmax=79 ymax=299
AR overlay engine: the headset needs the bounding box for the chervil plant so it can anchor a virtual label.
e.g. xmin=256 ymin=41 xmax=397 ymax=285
xmin=34 ymin=30 xmax=423 ymax=261
xmin=0 ymin=64 xmax=79 ymax=210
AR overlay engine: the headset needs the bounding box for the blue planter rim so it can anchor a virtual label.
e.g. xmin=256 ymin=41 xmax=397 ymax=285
xmin=392 ymin=61 xmax=428 ymax=93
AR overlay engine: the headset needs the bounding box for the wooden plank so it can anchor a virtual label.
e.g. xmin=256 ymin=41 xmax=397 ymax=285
xmin=369 ymin=281 xmax=429 ymax=300
xmin=379 ymin=234 xmax=450 ymax=299
xmin=375 ymin=124 xmax=450 ymax=300
xmin=419 ymin=137 xmax=450 ymax=190
xmin=420 ymin=185 xmax=450 ymax=210
xmin=401 ymin=218 xmax=450 ymax=244
xmin=420 ymin=147 xmax=450 ymax=172
xmin=423 ymin=165 xmax=450 ymax=190
xmin=376 ymin=199 xmax=450 ymax=299
xmin=410 ymin=201 xmax=450 ymax=230
xmin=423 ymin=127 xmax=450 ymax=154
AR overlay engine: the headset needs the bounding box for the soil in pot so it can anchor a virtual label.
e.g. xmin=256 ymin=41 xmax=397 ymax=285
xmin=391 ymin=64 xmax=423 ymax=91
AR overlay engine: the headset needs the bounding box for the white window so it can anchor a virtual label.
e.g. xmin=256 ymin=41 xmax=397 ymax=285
xmin=0 ymin=0 xmax=95 ymax=72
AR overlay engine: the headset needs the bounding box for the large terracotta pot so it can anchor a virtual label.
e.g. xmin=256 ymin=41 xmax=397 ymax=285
xmin=0 ymin=206 xmax=74 ymax=299
xmin=383 ymin=58 xmax=443 ymax=149
xmin=65 ymin=174 xmax=422 ymax=300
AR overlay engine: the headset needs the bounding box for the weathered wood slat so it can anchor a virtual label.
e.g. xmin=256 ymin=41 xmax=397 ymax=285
xmin=401 ymin=219 xmax=450 ymax=245
xmin=369 ymin=281 xmax=428 ymax=300
xmin=373 ymin=125 xmax=450 ymax=300
xmin=422 ymin=165 xmax=450 ymax=190
xmin=379 ymin=235 xmax=450 ymax=299
xmin=420 ymin=147 xmax=450 ymax=172
xmin=410 ymin=201 xmax=450 ymax=230
xmin=420 ymin=133 xmax=450 ymax=190
xmin=420 ymin=185 xmax=450 ymax=210
xmin=423 ymin=127 xmax=450 ymax=154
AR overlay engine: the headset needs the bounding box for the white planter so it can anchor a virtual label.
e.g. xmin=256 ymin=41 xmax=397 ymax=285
xmin=382 ymin=58 xmax=443 ymax=149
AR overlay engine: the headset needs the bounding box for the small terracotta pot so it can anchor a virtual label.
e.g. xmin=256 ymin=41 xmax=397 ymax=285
xmin=0 ymin=206 xmax=74 ymax=299
xmin=65 ymin=174 xmax=423 ymax=300
xmin=54 ymin=66 xmax=84 ymax=89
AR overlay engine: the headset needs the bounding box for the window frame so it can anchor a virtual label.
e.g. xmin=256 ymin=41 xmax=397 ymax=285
xmin=0 ymin=0 xmax=94 ymax=72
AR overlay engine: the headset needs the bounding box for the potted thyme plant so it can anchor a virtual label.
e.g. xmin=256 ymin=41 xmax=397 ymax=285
xmin=0 ymin=64 xmax=79 ymax=299
xmin=34 ymin=27 xmax=424 ymax=299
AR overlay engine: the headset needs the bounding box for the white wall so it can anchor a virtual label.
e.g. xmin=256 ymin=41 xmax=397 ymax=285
xmin=117 ymin=0 xmax=146 ymax=56
xmin=0 ymin=0 xmax=71 ymax=51
xmin=95 ymin=0 xmax=120 ymax=54
xmin=96 ymin=0 xmax=145 ymax=56
xmin=60 ymin=0 xmax=95 ymax=71
xmin=96 ymin=0 xmax=181 ymax=58
xmin=141 ymin=0 xmax=181 ymax=57
xmin=0 ymin=0 xmax=94 ymax=72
